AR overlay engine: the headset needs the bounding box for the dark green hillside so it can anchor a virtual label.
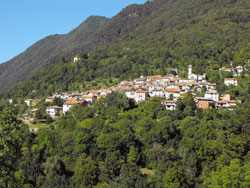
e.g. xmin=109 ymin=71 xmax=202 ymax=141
xmin=4 ymin=0 xmax=250 ymax=99
xmin=2 ymin=93 xmax=250 ymax=187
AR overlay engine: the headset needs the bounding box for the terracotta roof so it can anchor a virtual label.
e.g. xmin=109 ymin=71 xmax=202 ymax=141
xmin=47 ymin=106 xmax=62 ymax=109
xmin=82 ymin=95 xmax=94 ymax=99
xmin=224 ymin=78 xmax=237 ymax=80
xmin=165 ymin=88 xmax=181 ymax=93
xmin=206 ymin=90 xmax=218 ymax=94
xmin=72 ymin=93 xmax=82 ymax=96
xmin=64 ymin=100 xmax=79 ymax=105
xmin=89 ymin=90 xmax=99 ymax=94
xmin=215 ymin=100 xmax=228 ymax=104
xmin=170 ymin=78 xmax=180 ymax=82
xmin=215 ymin=100 xmax=237 ymax=104
xmin=163 ymin=100 xmax=177 ymax=103
xmin=136 ymin=90 xmax=147 ymax=93
xmin=208 ymin=83 xmax=216 ymax=86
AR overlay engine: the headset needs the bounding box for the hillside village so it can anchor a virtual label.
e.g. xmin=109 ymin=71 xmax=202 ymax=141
xmin=16 ymin=64 xmax=244 ymax=122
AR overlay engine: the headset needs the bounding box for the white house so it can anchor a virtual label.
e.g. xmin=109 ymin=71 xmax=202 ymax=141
xmin=46 ymin=106 xmax=62 ymax=117
xmin=207 ymin=83 xmax=217 ymax=91
xmin=215 ymin=100 xmax=237 ymax=110
xmin=134 ymin=76 xmax=147 ymax=85
xmin=24 ymin=99 xmax=33 ymax=107
xmin=73 ymin=56 xmax=81 ymax=62
xmin=134 ymin=90 xmax=148 ymax=103
xmin=149 ymin=89 xmax=165 ymax=98
xmin=63 ymin=100 xmax=88 ymax=114
xmin=165 ymin=88 xmax=181 ymax=100
xmin=45 ymin=96 xmax=54 ymax=103
xmin=161 ymin=100 xmax=177 ymax=110
xmin=235 ymin=66 xmax=244 ymax=74
xmin=204 ymin=90 xmax=219 ymax=101
xmin=81 ymin=96 xmax=97 ymax=104
xmin=224 ymin=78 xmax=238 ymax=86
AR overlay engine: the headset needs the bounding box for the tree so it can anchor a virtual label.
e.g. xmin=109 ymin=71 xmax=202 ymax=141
xmin=52 ymin=97 xmax=65 ymax=107
xmin=73 ymin=153 xmax=97 ymax=188
xmin=203 ymin=159 xmax=250 ymax=188
xmin=0 ymin=109 xmax=28 ymax=188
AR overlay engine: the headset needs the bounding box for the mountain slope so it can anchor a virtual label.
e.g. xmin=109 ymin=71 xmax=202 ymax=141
xmin=0 ymin=16 xmax=109 ymax=91
xmin=2 ymin=0 xmax=250 ymax=97
xmin=3 ymin=0 xmax=250 ymax=99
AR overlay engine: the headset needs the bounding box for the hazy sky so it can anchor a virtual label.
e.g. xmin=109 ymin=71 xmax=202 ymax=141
xmin=0 ymin=0 xmax=147 ymax=63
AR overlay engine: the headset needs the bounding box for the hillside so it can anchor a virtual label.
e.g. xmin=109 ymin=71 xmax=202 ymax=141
xmin=0 ymin=16 xmax=109 ymax=91
xmin=4 ymin=0 xmax=250 ymax=99
xmin=4 ymin=0 xmax=250 ymax=92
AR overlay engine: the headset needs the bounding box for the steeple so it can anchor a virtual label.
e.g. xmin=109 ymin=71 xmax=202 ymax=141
xmin=188 ymin=65 xmax=192 ymax=75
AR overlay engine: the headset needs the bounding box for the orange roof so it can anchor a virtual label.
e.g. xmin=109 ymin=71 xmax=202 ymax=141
xmin=72 ymin=93 xmax=82 ymax=96
xmin=89 ymin=90 xmax=99 ymax=94
xmin=206 ymin=90 xmax=218 ymax=94
xmin=82 ymin=95 xmax=94 ymax=99
xmin=163 ymin=100 xmax=177 ymax=103
xmin=165 ymin=88 xmax=181 ymax=93
xmin=65 ymin=100 xmax=79 ymax=105
xmin=224 ymin=78 xmax=237 ymax=80
xmin=208 ymin=83 xmax=216 ymax=86
xmin=170 ymin=78 xmax=180 ymax=82
xmin=136 ymin=90 xmax=147 ymax=93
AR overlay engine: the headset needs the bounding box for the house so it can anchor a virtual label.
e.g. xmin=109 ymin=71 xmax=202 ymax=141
xmin=220 ymin=94 xmax=231 ymax=101
xmin=220 ymin=67 xmax=233 ymax=71
xmin=81 ymin=96 xmax=97 ymax=104
xmin=46 ymin=106 xmax=63 ymax=117
xmin=45 ymin=96 xmax=54 ymax=103
xmin=224 ymin=78 xmax=238 ymax=86
xmin=71 ymin=93 xmax=83 ymax=98
xmin=149 ymin=89 xmax=165 ymax=98
xmin=234 ymin=66 xmax=244 ymax=76
xmin=99 ymin=89 xmax=111 ymax=98
xmin=196 ymin=98 xmax=214 ymax=109
xmin=165 ymin=88 xmax=181 ymax=100
xmin=63 ymin=99 xmax=88 ymax=114
xmin=207 ymin=83 xmax=217 ymax=91
xmin=161 ymin=100 xmax=177 ymax=110
xmin=215 ymin=100 xmax=237 ymax=110
xmin=73 ymin=56 xmax=81 ymax=62
xmin=204 ymin=90 xmax=219 ymax=101
xmin=24 ymin=99 xmax=33 ymax=107
xmin=188 ymin=65 xmax=206 ymax=81
xmin=23 ymin=114 xmax=32 ymax=120
xmin=134 ymin=90 xmax=148 ymax=103
xmin=88 ymin=90 xmax=100 ymax=97
xmin=134 ymin=76 xmax=147 ymax=85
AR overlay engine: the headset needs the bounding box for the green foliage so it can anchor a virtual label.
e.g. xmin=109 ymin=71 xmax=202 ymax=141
xmin=0 ymin=109 xmax=29 ymax=187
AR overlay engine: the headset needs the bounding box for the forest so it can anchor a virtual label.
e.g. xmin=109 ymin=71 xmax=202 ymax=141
xmin=1 ymin=91 xmax=250 ymax=188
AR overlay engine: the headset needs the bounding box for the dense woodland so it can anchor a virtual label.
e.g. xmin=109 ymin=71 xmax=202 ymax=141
xmin=2 ymin=0 xmax=250 ymax=187
xmin=2 ymin=91 xmax=250 ymax=187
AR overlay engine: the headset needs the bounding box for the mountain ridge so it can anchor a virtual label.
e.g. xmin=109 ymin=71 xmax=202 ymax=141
xmin=1 ymin=0 xmax=250 ymax=95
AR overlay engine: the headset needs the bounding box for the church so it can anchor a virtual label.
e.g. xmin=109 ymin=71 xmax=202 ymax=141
xmin=188 ymin=65 xmax=206 ymax=81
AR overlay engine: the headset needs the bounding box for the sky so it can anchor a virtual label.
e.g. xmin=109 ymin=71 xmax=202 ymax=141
xmin=0 ymin=0 xmax=148 ymax=63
